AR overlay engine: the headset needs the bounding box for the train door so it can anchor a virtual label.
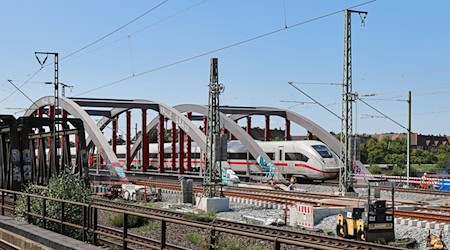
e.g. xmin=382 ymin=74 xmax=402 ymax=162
xmin=278 ymin=146 xmax=284 ymax=161
xmin=277 ymin=146 xmax=286 ymax=175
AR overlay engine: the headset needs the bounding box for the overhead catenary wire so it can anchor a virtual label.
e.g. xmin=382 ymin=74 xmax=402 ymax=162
xmin=1 ymin=1 xmax=170 ymax=105
xmin=290 ymin=81 xmax=342 ymax=86
xmin=358 ymin=98 xmax=407 ymax=131
xmin=75 ymin=0 xmax=377 ymax=96
xmin=0 ymin=69 xmax=42 ymax=104
xmin=61 ymin=0 xmax=208 ymax=65
xmin=5 ymin=80 xmax=39 ymax=110
xmin=61 ymin=0 xmax=169 ymax=61
xmin=288 ymin=82 xmax=341 ymax=120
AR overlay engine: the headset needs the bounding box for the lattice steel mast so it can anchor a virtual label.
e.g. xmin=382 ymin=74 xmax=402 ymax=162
xmin=339 ymin=9 xmax=367 ymax=193
xmin=203 ymin=58 xmax=224 ymax=197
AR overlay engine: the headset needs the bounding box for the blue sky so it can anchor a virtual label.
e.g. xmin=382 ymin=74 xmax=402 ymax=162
xmin=0 ymin=0 xmax=449 ymax=137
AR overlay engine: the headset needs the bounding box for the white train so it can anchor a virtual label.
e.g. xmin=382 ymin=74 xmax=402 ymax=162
xmin=114 ymin=140 xmax=340 ymax=181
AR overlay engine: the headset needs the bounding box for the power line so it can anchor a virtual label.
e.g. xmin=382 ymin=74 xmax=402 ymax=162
xmin=290 ymin=81 xmax=342 ymax=86
xmin=358 ymin=98 xmax=407 ymax=130
xmin=0 ymin=68 xmax=42 ymax=104
xmin=61 ymin=0 xmax=169 ymax=61
xmin=1 ymin=1 xmax=169 ymax=106
xmin=5 ymin=80 xmax=39 ymax=109
xmin=288 ymin=82 xmax=341 ymax=120
xmin=61 ymin=0 xmax=208 ymax=64
xmin=75 ymin=0 xmax=377 ymax=96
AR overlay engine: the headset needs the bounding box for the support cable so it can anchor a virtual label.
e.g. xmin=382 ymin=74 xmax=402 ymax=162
xmin=358 ymin=98 xmax=407 ymax=130
xmin=288 ymin=82 xmax=341 ymax=120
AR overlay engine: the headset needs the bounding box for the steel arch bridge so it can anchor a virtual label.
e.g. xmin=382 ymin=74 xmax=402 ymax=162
xmin=25 ymin=96 xmax=340 ymax=179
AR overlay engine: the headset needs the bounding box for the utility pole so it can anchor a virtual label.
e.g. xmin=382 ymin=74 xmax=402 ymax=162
xmin=406 ymin=91 xmax=412 ymax=186
xmin=340 ymin=10 xmax=367 ymax=194
xmin=35 ymin=52 xmax=59 ymax=176
xmin=60 ymin=83 xmax=73 ymax=97
xmin=203 ymin=58 xmax=224 ymax=198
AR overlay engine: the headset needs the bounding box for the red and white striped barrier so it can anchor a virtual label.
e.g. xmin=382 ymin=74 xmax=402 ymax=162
xmin=353 ymin=173 xmax=448 ymax=186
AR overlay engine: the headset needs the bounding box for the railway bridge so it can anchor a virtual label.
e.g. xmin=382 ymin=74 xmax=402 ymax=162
xmin=20 ymin=95 xmax=340 ymax=179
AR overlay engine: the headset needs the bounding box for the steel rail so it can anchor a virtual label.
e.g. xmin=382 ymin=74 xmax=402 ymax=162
xmin=92 ymin=198 xmax=402 ymax=250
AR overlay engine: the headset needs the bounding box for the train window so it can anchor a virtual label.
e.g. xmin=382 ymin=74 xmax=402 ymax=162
xmin=116 ymin=153 xmax=126 ymax=158
xmin=149 ymin=153 xmax=157 ymax=158
xmin=191 ymin=153 xmax=200 ymax=159
xmin=285 ymin=153 xmax=309 ymax=162
xmin=164 ymin=153 xmax=171 ymax=158
xmin=312 ymin=145 xmax=333 ymax=158
xmin=266 ymin=153 xmax=275 ymax=160
xmin=228 ymin=153 xmax=247 ymax=159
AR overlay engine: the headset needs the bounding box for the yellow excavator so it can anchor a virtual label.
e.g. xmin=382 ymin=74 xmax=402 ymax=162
xmin=336 ymin=180 xmax=395 ymax=243
xmin=427 ymin=230 xmax=447 ymax=250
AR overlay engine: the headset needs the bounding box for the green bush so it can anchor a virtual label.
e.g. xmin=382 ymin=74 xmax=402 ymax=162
xmin=183 ymin=210 xmax=216 ymax=223
xmin=389 ymin=166 xmax=405 ymax=176
xmin=15 ymin=168 xmax=90 ymax=239
xmin=108 ymin=213 xmax=146 ymax=228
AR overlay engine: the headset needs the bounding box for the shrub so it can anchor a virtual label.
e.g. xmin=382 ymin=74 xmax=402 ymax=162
xmin=15 ymin=168 xmax=90 ymax=239
xmin=389 ymin=166 xmax=405 ymax=176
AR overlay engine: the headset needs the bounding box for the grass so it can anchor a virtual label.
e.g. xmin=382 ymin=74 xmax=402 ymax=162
xmin=412 ymin=164 xmax=440 ymax=173
xmin=138 ymin=220 xmax=159 ymax=232
xmin=186 ymin=232 xmax=204 ymax=246
xmin=183 ymin=210 xmax=216 ymax=223
xmin=108 ymin=213 xmax=146 ymax=228
xmin=144 ymin=201 xmax=160 ymax=208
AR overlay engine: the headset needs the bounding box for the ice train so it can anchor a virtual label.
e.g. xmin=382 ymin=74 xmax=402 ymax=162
xmin=113 ymin=140 xmax=340 ymax=181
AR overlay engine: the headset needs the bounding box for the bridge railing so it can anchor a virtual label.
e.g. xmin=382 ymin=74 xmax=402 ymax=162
xmin=0 ymin=189 xmax=89 ymax=242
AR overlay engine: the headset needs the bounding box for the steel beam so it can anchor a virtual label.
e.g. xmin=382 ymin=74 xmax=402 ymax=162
xmin=285 ymin=119 xmax=291 ymax=141
xmin=265 ymin=115 xmax=270 ymax=141
xmin=112 ymin=118 xmax=117 ymax=154
xmin=186 ymin=112 xmax=192 ymax=172
xmin=126 ymin=111 xmax=131 ymax=171
xmin=142 ymin=109 xmax=149 ymax=172
xmin=171 ymin=122 xmax=176 ymax=171
xmin=158 ymin=114 xmax=164 ymax=173
xmin=179 ymin=128 xmax=185 ymax=174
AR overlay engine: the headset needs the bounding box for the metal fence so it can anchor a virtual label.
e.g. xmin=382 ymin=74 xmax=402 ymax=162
xmin=0 ymin=188 xmax=345 ymax=250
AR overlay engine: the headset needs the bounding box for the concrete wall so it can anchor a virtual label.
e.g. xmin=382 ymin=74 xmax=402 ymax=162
xmin=289 ymin=203 xmax=347 ymax=228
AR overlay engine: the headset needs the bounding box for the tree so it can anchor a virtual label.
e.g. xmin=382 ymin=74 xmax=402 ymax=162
xmin=16 ymin=168 xmax=90 ymax=239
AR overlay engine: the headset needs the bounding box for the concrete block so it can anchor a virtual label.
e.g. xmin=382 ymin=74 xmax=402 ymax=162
xmin=289 ymin=204 xmax=347 ymax=228
xmin=417 ymin=221 xmax=425 ymax=228
xmin=408 ymin=220 xmax=418 ymax=227
xmin=196 ymin=197 xmax=230 ymax=212
xmin=400 ymin=219 xmax=408 ymax=225
xmin=425 ymin=222 xmax=436 ymax=229
xmin=443 ymin=224 xmax=450 ymax=231
xmin=434 ymin=223 xmax=445 ymax=230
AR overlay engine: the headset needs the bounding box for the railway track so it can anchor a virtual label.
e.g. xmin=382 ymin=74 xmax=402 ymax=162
xmin=394 ymin=210 xmax=450 ymax=224
xmin=92 ymin=198 xmax=402 ymax=250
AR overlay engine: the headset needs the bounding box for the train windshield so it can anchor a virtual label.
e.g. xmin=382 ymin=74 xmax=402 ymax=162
xmin=312 ymin=145 xmax=333 ymax=158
